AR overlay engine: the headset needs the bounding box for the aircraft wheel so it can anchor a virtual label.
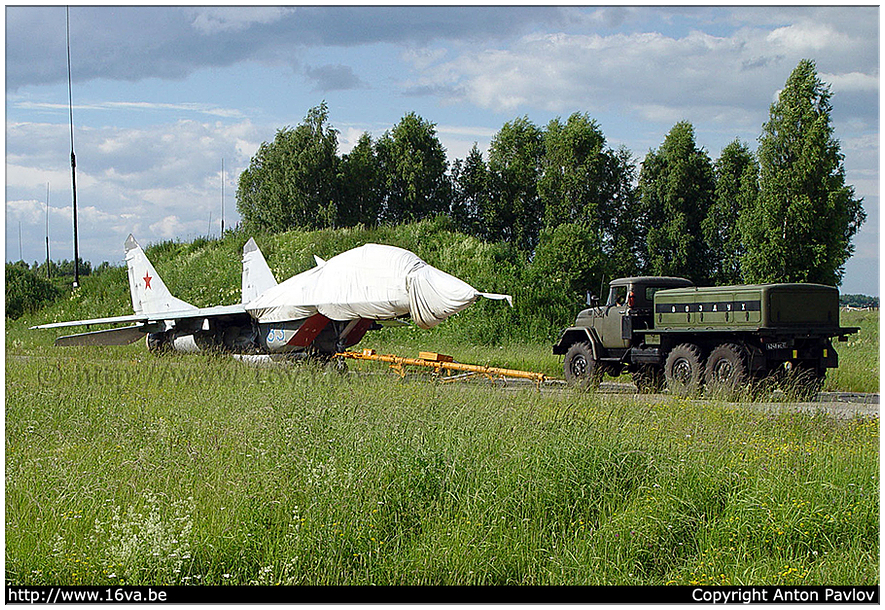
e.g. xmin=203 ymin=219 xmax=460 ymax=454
xmin=146 ymin=332 xmax=168 ymax=353
xmin=331 ymin=357 xmax=348 ymax=375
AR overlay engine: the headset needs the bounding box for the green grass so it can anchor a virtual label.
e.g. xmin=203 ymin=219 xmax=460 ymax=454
xmin=6 ymin=224 xmax=879 ymax=586
xmin=5 ymin=345 xmax=879 ymax=586
xmin=824 ymin=309 xmax=879 ymax=393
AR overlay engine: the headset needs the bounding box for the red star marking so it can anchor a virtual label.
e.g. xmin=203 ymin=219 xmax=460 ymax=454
xmin=143 ymin=272 xmax=153 ymax=289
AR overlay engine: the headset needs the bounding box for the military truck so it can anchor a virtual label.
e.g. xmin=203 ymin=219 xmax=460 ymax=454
xmin=553 ymin=277 xmax=859 ymax=395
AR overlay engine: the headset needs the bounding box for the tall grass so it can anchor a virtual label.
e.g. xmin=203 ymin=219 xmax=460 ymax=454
xmin=5 ymin=349 xmax=878 ymax=586
xmin=824 ymin=309 xmax=879 ymax=393
xmin=7 ymin=222 xmax=879 ymax=587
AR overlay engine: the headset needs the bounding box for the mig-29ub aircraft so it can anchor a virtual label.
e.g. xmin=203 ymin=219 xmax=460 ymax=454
xmin=32 ymin=235 xmax=511 ymax=358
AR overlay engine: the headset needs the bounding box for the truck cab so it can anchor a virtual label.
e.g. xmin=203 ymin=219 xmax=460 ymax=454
xmin=557 ymin=277 xmax=694 ymax=352
xmin=553 ymin=277 xmax=693 ymax=381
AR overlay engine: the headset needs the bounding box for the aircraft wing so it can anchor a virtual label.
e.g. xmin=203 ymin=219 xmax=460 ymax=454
xmin=166 ymin=304 xmax=248 ymax=319
xmin=31 ymin=313 xmax=151 ymax=330
xmin=31 ymin=304 xmax=248 ymax=330
xmin=54 ymin=325 xmax=147 ymax=346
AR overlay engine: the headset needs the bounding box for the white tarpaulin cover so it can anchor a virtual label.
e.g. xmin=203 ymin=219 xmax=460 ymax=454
xmin=245 ymin=243 xmax=511 ymax=329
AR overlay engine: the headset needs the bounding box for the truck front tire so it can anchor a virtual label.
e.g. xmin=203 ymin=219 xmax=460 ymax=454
xmin=564 ymin=341 xmax=601 ymax=387
xmin=664 ymin=343 xmax=704 ymax=396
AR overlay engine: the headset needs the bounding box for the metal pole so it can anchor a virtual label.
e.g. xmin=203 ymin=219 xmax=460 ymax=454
xmin=46 ymin=182 xmax=51 ymax=278
xmin=220 ymin=158 xmax=225 ymax=236
xmin=336 ymin=349 xmax=549 ymax=386
xmin=67 ymin=6 xmax=80 ymax=288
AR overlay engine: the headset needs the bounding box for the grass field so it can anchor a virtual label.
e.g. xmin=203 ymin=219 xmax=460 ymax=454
xmin=5 ymin=312 xmax=879 ymax=586
xmin=5 ymin=220 xmax=879 ymax=587
xmin=823 ymin=309 xmax=880 ymax=394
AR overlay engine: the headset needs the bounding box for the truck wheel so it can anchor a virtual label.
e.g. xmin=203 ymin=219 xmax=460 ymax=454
xmin=564 ymin=341 xmax=601 ymax=387
xmin=632 ymin=365 xmax=664 ymax=393
xmin=664 ymin=343 xmax=704 ymax=396
xmin=704 ymin=343 xmax=748 ymax=397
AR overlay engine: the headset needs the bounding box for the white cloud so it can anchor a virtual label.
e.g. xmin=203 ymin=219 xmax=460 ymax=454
xmin=402 ymin=47 xmax=448 ymax=70
xmin=7 ymin=118 xmax=266 ymax=264
xmin=150 ymin=215 xmax=188 ymax=239
xmin=6 ymin=198 xmax=50 ymax=225
xmin=5 ymin=164 xmax=75 ymax=192
xmin=842 ymin=133 xmax=881 ymax=159
xmin=436 ymin=124 xmax=497 ymax=139
xmin=404 ymin=15 xmax=877 ymax=138
xmin=188 ymin=7 xmax=295 ymax=35
xmin=766 ymin=22 xmax=850 ymax=53
xmin=337 ymin=127 xmax=369 ymax=155
xmin=12 ymin=100 xmax=244 ymax=119
xmin=821 ymin=72 xmax=879 ymax=93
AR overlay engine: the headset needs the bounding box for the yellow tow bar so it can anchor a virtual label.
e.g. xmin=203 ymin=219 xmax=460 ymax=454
xmin=335 ymin=349 xmax=549 ymax=388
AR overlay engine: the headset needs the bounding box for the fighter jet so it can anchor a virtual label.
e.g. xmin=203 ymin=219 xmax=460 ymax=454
xmin=31 ymin=235 xmax=511 ymax=357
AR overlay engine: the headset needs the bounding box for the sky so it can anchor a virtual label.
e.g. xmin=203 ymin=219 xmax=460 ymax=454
xmin=5 ymin=5 xmax=880 ymax=296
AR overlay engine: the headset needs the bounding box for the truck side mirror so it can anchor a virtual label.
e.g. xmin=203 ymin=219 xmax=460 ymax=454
xmin=587 ymin=293 xmax=599 ymax=307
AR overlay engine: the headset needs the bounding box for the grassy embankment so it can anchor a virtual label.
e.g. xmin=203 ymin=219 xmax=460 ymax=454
xmin=5 ymin=222 xmax=879 ymax=586
xmin=8 ymin=220 xmax=879 ymax=391
xmin=824 ymin=308 xmax=879 ymax=394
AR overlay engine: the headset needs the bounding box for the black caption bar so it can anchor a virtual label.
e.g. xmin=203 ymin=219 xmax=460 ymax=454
xmin=6 ymin=587 xmax=169 ymax=604
xmin=5 ymin=585 xmax=880 ymax=604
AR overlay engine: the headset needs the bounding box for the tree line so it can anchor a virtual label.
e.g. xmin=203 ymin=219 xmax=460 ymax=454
xmin=840 ymin=294 xmax=879 ymax=309
xmin=236 ymin=59 xmax=864 ymax=288
xmin=5 ymin=258 xmax=119 ymax=319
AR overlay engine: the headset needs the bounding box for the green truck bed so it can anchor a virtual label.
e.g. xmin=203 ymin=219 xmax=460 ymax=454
xmin=653 ymin=283 xmax=842 ymax=332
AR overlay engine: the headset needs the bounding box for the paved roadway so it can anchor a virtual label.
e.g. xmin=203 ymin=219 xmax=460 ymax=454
xmin=524 ymin=380 xmax=880 ymax=419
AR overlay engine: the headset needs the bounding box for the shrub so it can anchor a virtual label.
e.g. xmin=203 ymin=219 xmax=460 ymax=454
xmin=5 ymin=263 xmax=63 ymax=319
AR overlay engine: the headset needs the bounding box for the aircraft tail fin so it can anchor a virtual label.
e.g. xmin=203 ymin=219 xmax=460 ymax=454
xmin=125 ymin=235 xmax=197 ymax=315
xmin=242 ymin=237 xmax=278 ymax=305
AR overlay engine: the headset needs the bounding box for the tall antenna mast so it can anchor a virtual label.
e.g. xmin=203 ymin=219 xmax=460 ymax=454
xmin=66 ymin=6 xmax=80 ymax=288
xmin=46 ymin=182 xmax=51 ymax=278
xmin=220 ymin=158 xmax=225 ymax=236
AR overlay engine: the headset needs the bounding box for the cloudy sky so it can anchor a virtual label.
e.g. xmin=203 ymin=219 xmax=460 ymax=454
xmin=5 ymin=5 xmax=879 ymax=295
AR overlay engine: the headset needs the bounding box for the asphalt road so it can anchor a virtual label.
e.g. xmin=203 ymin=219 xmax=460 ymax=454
xmin=527 ymin=379 xmax=880 ymax=419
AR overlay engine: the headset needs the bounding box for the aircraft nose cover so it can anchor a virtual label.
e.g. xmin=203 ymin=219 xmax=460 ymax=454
xmin=245 ymin=243 xmax=492 ymax=328
xmin=407 ymin=264 xmax=479 ymax=329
